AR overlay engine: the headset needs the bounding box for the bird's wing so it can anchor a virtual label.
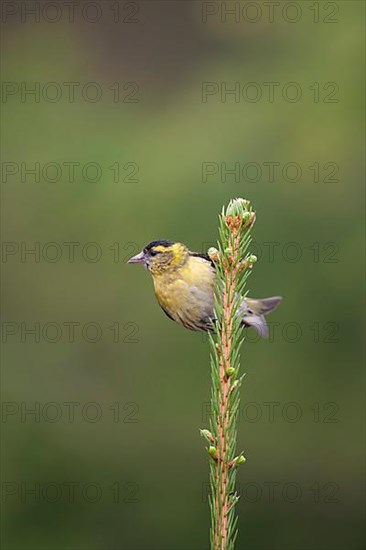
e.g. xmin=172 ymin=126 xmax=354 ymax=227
xmin=188 ymin=251 xmax=215 ymax=268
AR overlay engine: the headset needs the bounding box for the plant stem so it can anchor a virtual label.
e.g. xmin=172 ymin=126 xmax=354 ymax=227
xmin=201 ymin=199 xmax=256 ymax=550
xmin=215 ymin=233 xmax=239 ymax=549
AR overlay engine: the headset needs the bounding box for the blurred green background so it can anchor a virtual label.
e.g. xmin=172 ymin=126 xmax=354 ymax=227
xmin=1 ymin=1 xmax=365 ymax=549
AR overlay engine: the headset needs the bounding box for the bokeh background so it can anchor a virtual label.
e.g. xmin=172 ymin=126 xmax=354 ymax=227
xmin=1 ymin=1 xmax=365 ymax=549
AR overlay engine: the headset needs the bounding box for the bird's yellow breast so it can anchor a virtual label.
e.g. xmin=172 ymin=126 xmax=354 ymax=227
xmin=151 ymin=256 xmax=216 ymax=330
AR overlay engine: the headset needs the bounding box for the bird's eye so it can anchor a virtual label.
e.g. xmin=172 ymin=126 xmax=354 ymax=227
xmin=150 ymin=249 xmax=159 ymax=256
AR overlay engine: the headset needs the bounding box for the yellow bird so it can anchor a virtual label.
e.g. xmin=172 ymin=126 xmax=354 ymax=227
xmin=127 ymin=240 xmax=282 ymax=337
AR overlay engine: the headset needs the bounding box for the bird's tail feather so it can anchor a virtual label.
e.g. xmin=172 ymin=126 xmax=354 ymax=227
xmin=242 ymin=314 xmax=269 ymax=338
xmin=241 ymin=296 xmax=282 ymax=338
xmin=246 ymin=296 xmax=283 ymax=314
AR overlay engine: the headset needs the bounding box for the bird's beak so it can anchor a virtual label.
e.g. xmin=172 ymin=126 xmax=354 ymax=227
xmin=127 ymin=251 xmax=145 ymax=264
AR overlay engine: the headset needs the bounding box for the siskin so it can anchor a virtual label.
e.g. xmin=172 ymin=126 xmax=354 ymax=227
xmin=127 ymin=240 xmax=282 ymax=337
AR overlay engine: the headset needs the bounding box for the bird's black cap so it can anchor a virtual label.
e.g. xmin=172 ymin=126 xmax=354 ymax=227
xmin=144 ymin=240 xmax=175 ymax=251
